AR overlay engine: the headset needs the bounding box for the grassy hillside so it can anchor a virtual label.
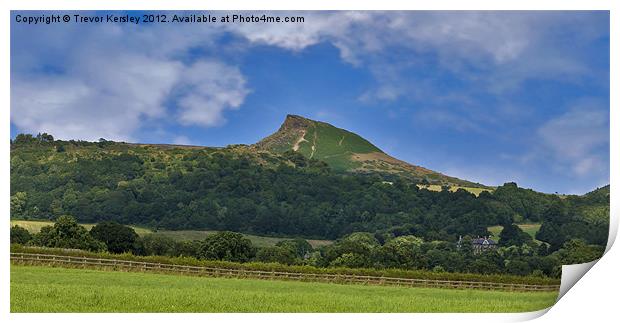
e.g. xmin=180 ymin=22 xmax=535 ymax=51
xmin=254 ymin=115 xmax=485 ymax=187
xmin=487 ymin=224 xmax=542 ymax=240
xmin=295 ymin=118 xmax=381 ymax=170
xmin=11 ymin=265 xmax=558 ymax=312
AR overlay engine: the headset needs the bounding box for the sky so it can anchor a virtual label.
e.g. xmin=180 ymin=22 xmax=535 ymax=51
xmin=10 ymin=11 xmax=610 ymax=194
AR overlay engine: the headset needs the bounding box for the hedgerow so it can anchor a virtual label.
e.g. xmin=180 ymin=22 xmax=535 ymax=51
xmin=11 ymin=245 xmax=559 ymax=285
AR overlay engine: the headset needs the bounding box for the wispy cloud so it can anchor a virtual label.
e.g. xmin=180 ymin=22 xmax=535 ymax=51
xmin=537 ymin=98 xmax=609 ymax=177
xmin=226 ymin=11 xmax=606 ymax=101
xmin=11 ymin=11 xmax=609 ymax=151
xmin=176 ymin=61 xmax=250 ymax=127
xmin=11 ymin=20 xmax=250 ymax=141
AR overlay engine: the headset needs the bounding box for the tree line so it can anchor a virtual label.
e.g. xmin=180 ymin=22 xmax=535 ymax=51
xmin=11 ymin=215 xmax=604 ymax=278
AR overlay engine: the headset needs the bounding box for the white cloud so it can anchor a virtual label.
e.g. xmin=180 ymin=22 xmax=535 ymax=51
xmin=11 ymin=23 xmax=250 ymax=141
xmin=11 ymin=11 xmax=607 ymax=142
xmin=11 ymin=53 xmax=185 ymax=141
xmin=537 ymin=99 xmax=609 ymax=177
xmin=225 ymin=11 xmax=372 ymax=53
xmin=223 ymin=11 xmax=605 ymax=101
xmin=176 ymin=61 xmax=250 ymax=127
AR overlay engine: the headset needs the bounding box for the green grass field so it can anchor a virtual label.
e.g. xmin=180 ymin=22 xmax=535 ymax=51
xmin=155 ymin=230 xmax=332 ymax=248
xmin=10 ymin=220 xmax=332 ymax=248
xmin=488 ymin=224 xmax=542 ymax=240
xmin=10 ymin=220 xmax=153 ymax=236
xmin=11 ymin=265 xmax=557 ymax=313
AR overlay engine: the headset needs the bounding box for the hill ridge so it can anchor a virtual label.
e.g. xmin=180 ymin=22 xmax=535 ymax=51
xmin=253 ymin=114 xmax=485 ymax=188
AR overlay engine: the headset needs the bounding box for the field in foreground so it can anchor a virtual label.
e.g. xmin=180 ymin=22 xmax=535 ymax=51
xmin=11 ymin=265 xmax=557 ymax=313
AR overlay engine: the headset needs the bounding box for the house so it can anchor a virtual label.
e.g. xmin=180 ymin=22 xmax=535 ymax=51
xmin=456 ymin=235 xmax=498 ymax=254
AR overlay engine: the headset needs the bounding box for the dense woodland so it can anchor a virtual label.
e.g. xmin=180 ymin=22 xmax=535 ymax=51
xmin=10 ymin=133 xmax=610 ymax=277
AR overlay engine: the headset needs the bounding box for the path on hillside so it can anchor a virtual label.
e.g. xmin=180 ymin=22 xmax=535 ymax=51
xmin=292 ymin=130 xmax=308 ymax=152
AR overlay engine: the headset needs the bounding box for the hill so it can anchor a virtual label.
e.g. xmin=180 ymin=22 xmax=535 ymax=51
xmin=254 ymin=115 xmax=485 ymax=187
xmin=10 ymin=131 xmax=608 ymax=247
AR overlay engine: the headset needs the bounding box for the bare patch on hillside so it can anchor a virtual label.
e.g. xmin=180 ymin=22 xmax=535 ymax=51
xmin=292 ymin=130 xmax=308 ymax=152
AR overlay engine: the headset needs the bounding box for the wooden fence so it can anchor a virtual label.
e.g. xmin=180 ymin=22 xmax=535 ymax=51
xmin=10 ymin=252 xmax=559 ymax=292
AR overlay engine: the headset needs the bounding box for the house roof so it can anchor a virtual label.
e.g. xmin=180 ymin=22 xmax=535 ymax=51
xmin=472 ymin=237 xmax=497 ymax=245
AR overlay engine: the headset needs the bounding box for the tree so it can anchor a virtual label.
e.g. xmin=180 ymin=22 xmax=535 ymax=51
xmin=30 ymin=215 xmax=105 ymax=251
xmin=175 ymin=240 xmax=201 ymax=258
xmin=37 ymin=133 xmax=54 ymax=143
xmin=10 ymin=192 xmax=27 ymax=217
xmin=505 ymin=259 xmax=531 ymax=276
xmin=198 ymin=231 xmax=255 ymax=262
xmin=90 ymin=221 xmax=138 ymax=253
xmin=255 ymin=246 xmax=297 ymax=265
xmin=342 ymin=232 xmax=380 ymax=249
xmin=553 ymin=239 xmax=604 ymax=264
xmin=536 ymin=222 xmax=566 ymax=252
xmin=470 ymin=256 xmax=501 ymax=275
xmin=379 ymin=235 xmax=425 ymax=269
xmin=498 ymin=224 xmax=533 ymax=247
xmin=330 ymin=252 xmax=370 ymax=268
xmin=136 ymin=234 xmax=177 ymax=256
xmin=458 ymin=235 xmax=474 ymax=255
xmin=323 ymin=232 xmax=380 ymax=267
xmin=536 ymin=243 xmax=549 ymax=257
xmin=10 ymin=225 xmax=32 ymax=244
xmin=13 ymin=133 xmax=36 ymax=144
xmin=275 ymin=239 xmax=313 ymax=258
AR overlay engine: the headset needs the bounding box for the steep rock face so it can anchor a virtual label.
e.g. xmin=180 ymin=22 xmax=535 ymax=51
xmin=254 ymin=115 xmax=312 ymax=153
xmin=280 ymin=114 xmax=312 ymax=132
xmin=253 ymin=114 xmax=485 ymax=187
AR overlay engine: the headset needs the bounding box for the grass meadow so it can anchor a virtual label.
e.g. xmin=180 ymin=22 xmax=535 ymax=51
xmin=11 ymin=265 xmax=557 ymax=313
xmin=487 ymin=224 xmax=542 ymax=241
xmin=9 ymin=220 xmax=152 ymax=236
xmin=155 ymin=229 xmax=332 ymax=248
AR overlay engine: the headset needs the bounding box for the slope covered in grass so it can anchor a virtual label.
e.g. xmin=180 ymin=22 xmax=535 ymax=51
xmin=254 ymin=114 xmax=484 ymax=187
xmin=10 ymin=219 xmax=153 ymax=236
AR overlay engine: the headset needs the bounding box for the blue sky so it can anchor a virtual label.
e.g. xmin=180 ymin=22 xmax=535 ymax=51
xmin=11 ymin=11 xmax=609 ymax=194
